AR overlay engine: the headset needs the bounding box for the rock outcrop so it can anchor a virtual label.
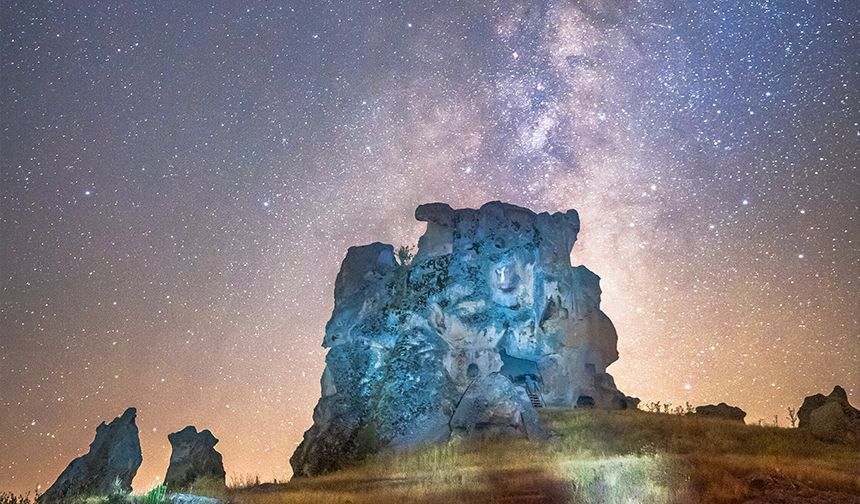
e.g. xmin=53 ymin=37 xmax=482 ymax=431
xmin=169 ymin=494 xmax=225 ymax=504
xmin=798 ymin=386 xmax=860 ymax=443
xmin=624 ymin=396 xmax=641 ymax=410
xmin=39 ymin=407 xmax=142 ymax=503
xmin=290 ymin=202 xmax=627 ymax=477
xmin=694 ymin=403 xmax=747 ymax=423
xmin=450 ymin=373 xmax=547 ymax=440
xmin=165 ymin=426 xmax=226 ymax=490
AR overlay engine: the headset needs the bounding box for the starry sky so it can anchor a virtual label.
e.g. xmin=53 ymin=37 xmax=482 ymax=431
xmin=1 ymin=0 xmax=858 ymax=495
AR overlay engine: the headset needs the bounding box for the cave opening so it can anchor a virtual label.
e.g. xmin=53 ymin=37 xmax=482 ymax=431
xmin=499 ymin=349 xmax=545 ymax=407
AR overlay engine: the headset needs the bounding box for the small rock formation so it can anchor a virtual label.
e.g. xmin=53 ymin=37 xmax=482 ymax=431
xmin=38 ymin=407 xmax=142 ymax=503
xmin=165 ymin=426 xmax=226 ymax=490
xmin=624 ymin=396 xmax=641 ymax=410
xmin=291 ymin=202 xmax=628 ymax=476
xmin=694 ymin=403 xmax=747 ymax=423
xmin=169 ymin=495 xmax=225 ymax=504
xmin=798 ymin=386 xmax=860 ymax=443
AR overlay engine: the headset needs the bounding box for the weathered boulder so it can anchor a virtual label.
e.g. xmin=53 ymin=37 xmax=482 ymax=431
xmin=169 ymin=494 xmax=225 ymax=504
xmin=798 ymin=386 xmax=860 ymax=443
xmin=809 ymin=402 xmax=855 ymax=443
xmin=624 ymin=396 xmax=641 ymax=410
xmin=450 ymin=373 xmax=547 ymax=440
xmin=798 ymin=393 xmax=830 ymax=428
xmin=694 ymin=403 xmax=747 ymax=423
xmin=165 ymin=426 xmax=226 ymax=490
xmin=38 ymin=407 xmax=142 ymax=503
xmin=291 ymin=202 xmax=627 ymax=477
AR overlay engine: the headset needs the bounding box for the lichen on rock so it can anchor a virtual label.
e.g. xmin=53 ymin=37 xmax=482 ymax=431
xmin=290 ymin=202 xmax=628 ymax=477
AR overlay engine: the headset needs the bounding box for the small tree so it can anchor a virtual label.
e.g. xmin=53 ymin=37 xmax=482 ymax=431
xmin=786 ymin=407 xmax=798 ymax=428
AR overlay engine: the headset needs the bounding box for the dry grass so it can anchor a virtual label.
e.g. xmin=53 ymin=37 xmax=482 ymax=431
xmin=215 ymin=409 xmax=860 ymax=503
xmin=542 ymin=409 xmax=859 ymax=501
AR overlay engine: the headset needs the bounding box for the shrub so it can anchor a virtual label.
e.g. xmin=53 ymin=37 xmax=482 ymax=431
xmin=0 ymin=492 xmax=33 ymax=504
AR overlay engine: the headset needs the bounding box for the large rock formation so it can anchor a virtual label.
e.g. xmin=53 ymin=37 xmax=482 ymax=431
xmin=39 ymin=407 xmax=142 ymax=503
xmin=290 ymin=202 xmax=627 ymax=476
xmin=165 ymin=426 xmax=226 ymax=490
xmin=798 ymin=386 xmax=860 ymax=443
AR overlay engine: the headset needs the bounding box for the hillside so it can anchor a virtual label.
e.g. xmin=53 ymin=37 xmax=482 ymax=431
xmin=224 ymin=408 xmax=859 ymax=504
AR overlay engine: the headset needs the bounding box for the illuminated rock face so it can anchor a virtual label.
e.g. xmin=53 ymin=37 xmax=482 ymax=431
xmin=165 ymin=426 xmax=226 ymax=490
xmin=39 ymin=408 xmax=142 ymax=503
xmin=290 ymin=202 xmax=626 ymax=477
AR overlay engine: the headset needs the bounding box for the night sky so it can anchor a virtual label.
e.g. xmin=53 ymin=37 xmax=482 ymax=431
xmin=1 ymin=0 xmax=858 ymax=495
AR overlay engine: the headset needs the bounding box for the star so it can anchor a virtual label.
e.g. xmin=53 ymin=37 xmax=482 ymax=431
xmin=1 ymin=0 xmax=856 ymax=493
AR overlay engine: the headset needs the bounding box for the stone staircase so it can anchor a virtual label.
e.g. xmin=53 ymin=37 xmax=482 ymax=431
xmin=527 ymin=388 xmax=543 ymax=408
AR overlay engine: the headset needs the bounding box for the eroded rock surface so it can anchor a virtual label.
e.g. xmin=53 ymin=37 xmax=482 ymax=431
xmin=39 ymin=407 xmax=142 ymax=503
xmin=450 ymin=373 xmax=547 ymax=440
xmin=165 ymin=426 xmax=226 ymax=490
xmin=169 ymin=494 xmax=225 ymax=504
xmin=291 ymin=202 xmax=627 ymax=476
xmin=695 ymin=403 xmax=747 ymax=423
xmin=798 ymin=386 xmax=860 ymax=443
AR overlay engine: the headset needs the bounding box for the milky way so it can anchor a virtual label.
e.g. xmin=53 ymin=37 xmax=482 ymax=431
xmin=1 ymin=0 xmax=858 ymax=494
